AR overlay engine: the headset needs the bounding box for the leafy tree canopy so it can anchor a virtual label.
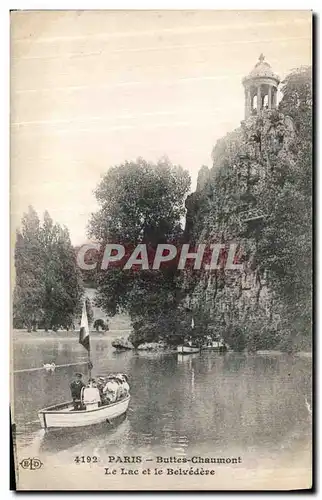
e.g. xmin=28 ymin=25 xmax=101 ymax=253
xmin=14 ymin=207 xmax=84 ymax=332
xmin=88 ymin=158 xmax=191 ymax=344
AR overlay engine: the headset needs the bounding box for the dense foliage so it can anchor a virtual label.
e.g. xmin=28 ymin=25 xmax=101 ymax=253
xmin=88 ymin=157 xmax=191 ymax=344
xmin=259 ymin=66 xmax=312 ymax=349
xmin=13 ymin=207 xmax=84 ymax=331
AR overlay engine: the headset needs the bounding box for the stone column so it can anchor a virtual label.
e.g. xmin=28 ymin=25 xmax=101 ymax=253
xmin=257 ymin=85 xmax=262 ymax=112
xmin=248 ymin=90 xmax=252 ymax=116
xmin=268 ymin=86 xmax=272 ymax=109
xmin=262 ymin=94 xmax=265 ymax=108
xmin=272 ymin=87 xmax=277 ymax=109
xmin=245 ymin=88 xmax=252 ymax=119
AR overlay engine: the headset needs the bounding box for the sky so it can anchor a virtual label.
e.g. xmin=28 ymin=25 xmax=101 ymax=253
xmin=11 ymin=10 xmax=312 ymax=244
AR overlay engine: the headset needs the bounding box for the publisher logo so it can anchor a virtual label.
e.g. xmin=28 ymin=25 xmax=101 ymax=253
xmin=19 ymin=458 xmax=43 ymax=470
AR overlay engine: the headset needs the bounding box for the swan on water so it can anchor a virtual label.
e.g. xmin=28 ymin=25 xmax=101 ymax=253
xmin=43 ymin=363 xmax=56 ymax=372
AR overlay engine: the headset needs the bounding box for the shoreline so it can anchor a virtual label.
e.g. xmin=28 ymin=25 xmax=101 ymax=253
xmin=11 ymin=330 xmax=312 ymax=357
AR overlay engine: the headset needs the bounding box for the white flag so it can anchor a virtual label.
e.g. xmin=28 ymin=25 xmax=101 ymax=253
xmin=79 ymin=301 xmax=90 ymax=351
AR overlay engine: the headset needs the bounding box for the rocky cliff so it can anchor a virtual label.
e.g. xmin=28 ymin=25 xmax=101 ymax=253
xmin=182 ymin=109 xmax=304 ymax=351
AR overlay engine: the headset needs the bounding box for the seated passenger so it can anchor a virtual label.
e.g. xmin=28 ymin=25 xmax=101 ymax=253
xmin=96 ymin=377 xmax=106 ymax=403
xmin=121 ymin=374 xmax=130 ymax=396
xmin=116 ymin=373 xmax=130 ymax=397
xmin=115 ymin=376 xmax=125 ymax=399
xmin=103 ymin=376 xmax=119 ymax=404
xmin=83 ymin=379 xmax=101 ymax=410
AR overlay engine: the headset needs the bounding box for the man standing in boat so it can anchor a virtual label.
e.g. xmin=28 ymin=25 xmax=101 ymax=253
xmin=70 ymin=372 xmax=85 ymax=410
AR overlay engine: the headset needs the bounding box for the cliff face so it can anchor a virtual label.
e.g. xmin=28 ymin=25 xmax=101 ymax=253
xmin=183 ymin=110 xmax=298 ymax=351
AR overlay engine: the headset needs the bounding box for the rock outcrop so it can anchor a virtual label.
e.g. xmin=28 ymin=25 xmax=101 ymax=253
xmin=136 ymin=341 xmax=167 ymax=351
xmin=182 ymin=110 xmax=297 ymax=351
xmin=112 ymin=338 xmax=173 ymax=351
xmin=112 ymin=337 xmax=135 ymax=350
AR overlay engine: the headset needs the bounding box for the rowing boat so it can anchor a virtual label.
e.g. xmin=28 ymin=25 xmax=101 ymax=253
xmin=38 ymin=301 xmax=130 ymax=431
xmin=38 ymin=395 xmax=130 ymax=430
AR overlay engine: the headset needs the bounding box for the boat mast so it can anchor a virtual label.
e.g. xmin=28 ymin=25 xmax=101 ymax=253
xmin=88 ymin=343 xmax=92 ymax=379
xmin=79 ymin=299 xmax=92 ymax=380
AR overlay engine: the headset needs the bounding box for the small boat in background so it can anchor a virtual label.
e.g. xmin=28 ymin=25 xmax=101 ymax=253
xmin=177 ymin=345 xmax=200 ymax=354
xmin=202 ymin=341 xmax=226 ymax=351
xmin=202 ymin=335 xmax=227 ymax=351
xmin=177 ymin=317 xmax=201 ymax=354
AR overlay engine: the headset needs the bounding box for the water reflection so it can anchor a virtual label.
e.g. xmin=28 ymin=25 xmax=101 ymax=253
xmin=13 ymin=336 xmax=311 ymax=462
xmin=39 ymin=414 xmax=128 ymax=454
xmin=177 ymin=353 xmax=199 ymax=364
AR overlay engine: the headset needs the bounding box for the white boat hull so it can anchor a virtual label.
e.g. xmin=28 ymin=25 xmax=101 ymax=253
xmin=38 ymin=396 xmax=130 ymax=430
xmin=177 ymin=345 xmax=200 ymax=354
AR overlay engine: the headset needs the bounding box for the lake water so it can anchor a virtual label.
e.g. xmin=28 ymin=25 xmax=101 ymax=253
xmin=12 ymin=330 xmax=312 ymax=490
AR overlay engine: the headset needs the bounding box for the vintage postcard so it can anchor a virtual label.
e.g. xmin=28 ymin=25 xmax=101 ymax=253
xmin=10 ymin=10 xmax=312 ymax=491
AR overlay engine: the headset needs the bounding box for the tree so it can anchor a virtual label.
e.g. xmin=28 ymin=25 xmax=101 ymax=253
xmin=38 ymin=212 xmax=84 ymax=331
xmin=13 ymin=207 xmax=84 ymax=332
xmin=89 ymin=157 xmax=190 ymax=245
xmin=279 ymin=66 xmax=312 ymax=142
xmin=13 ymin=207 xmax=45 ymax=331
xmin=258 ymin=66 xmax=312 ymax=347
xmin=88 ymin=158 xmax=191 ymax=344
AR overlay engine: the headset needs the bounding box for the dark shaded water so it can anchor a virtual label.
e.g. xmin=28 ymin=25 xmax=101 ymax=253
xmin=12 ymin=333 xmax=312 ymax=468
